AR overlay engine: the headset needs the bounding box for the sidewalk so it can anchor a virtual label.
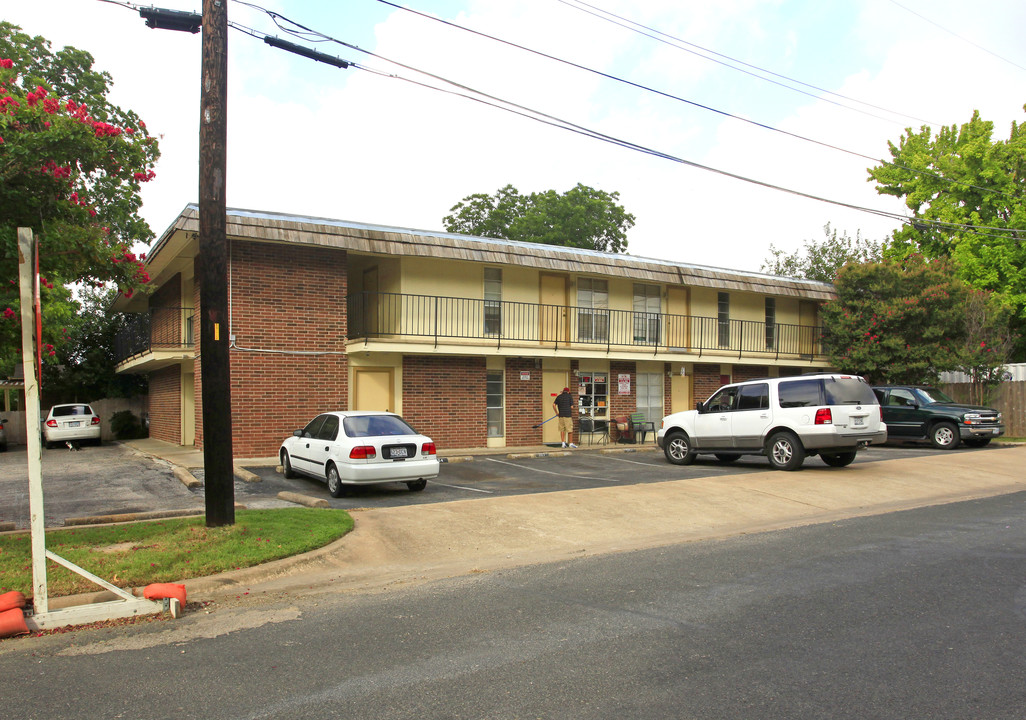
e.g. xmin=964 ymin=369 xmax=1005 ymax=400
xmin=165 ymin=443 xmax=1026 ymax=605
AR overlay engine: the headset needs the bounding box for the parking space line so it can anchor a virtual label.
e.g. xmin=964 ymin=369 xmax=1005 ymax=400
xmin=486 ymin=457 xmax=620 ymax=483
xmin=600 ymin=454 xmax=664 ymax=467
xmin=431 ymin=481 xmax=495 ymax=494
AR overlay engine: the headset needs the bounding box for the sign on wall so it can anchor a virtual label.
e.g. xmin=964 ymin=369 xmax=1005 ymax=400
xmin=618 ymin=373 xmax=631 ymax=395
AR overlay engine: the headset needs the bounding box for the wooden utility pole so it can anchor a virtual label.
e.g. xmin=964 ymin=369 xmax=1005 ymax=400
xmin=199 ymin=0 xmax=234 ymax=526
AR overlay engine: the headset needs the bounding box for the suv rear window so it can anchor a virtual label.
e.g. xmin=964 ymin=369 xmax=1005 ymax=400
xmin=778 ymin=377 xmax=876 ymax=408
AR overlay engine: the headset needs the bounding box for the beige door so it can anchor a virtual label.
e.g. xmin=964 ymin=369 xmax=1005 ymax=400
xmin=181 ymin=370 xmax=195 ymax=446
xmin=354 ymin=369 xmax=394 ymax=412
xmin=666 ymin=286 xmax=689 ymax=349
xmin=539 ymin=273 xmax=569 ymax=346
xmin=542 ymin=369 xmax=570 ymax=444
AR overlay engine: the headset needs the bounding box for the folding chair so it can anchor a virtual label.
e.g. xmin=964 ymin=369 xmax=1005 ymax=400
xmin=629 ymin=413 xmax=656 ymax=444
xmin=579 ymin=416 xmax=608 ymax=445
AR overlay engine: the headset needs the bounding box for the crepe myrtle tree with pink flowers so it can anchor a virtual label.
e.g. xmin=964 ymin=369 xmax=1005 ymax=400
xmin=820 ymin=255 xmax=1011 ymax=385
xmin=0 ymin=22 xmax=159 ymax=376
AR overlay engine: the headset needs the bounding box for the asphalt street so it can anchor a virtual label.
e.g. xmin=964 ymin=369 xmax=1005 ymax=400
xmin=1 ymin=491 xmax=1024 ymax=719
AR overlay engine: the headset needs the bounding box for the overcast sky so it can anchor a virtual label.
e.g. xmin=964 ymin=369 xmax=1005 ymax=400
xmin=5 ymin=0 xmax=1025 ymax=272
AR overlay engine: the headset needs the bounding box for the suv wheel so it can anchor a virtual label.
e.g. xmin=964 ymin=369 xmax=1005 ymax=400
xmin=663 ymin=431 xmax=696 ymax=465
xmin=929 ymin=422 xmax=960 ymax=450
xmin=766 ymin=431 xmax=805 ymax=471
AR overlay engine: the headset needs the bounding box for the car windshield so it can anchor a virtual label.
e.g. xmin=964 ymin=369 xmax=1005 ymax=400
xmin=344 ymin=415 xmax=416 ymax=438
xmin=914 ymin=387 xmax=955 ymax=404
xmin=52 ymin=405 xmax=92 ymax=417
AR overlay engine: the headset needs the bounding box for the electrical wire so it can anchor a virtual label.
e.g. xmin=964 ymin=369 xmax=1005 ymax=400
xmin=369 ymin=0 xmax=1017 ymax=205
xmin=556 ymin=0 xmax=940 ymax=126
xmin=889 ymin=0 xmax=1026 ymax=73
xmin=230 ymin=2 xmax=1023 ymax=240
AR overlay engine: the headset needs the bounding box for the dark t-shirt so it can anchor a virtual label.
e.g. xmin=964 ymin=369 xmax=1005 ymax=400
xmin=554 ymin=392 xmax=574 ymax=417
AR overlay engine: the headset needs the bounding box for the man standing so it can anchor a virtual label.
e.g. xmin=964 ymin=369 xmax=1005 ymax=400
xmin=553 ymin=387 xmax=577 ymax=448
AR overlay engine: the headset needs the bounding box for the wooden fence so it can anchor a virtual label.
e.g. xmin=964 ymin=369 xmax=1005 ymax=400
xmin=939 ymin=381 xmax=1026 ymax=438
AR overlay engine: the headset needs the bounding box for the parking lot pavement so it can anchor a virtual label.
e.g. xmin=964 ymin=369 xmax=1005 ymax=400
xmin=236 ymin=442 xmax=1009 ymax=511
xmin=0 ymin=443 xmax=202 ymax=529
xmin=1 ymin=440 xmax=1014 ymax=529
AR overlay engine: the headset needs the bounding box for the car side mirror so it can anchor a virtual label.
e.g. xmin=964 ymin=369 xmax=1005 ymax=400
xmin=695 ymin=401 xmax=705 ymax=412
xmin=293 ymin=429 xmax=303 ymax=437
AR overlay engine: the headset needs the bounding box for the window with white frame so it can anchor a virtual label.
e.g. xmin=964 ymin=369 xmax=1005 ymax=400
xmin=765 ymin=297 xmax=776 ymax=350
xmin=577 ymin=277 xmax=609 ymax=342
xmin=633 ymin=284 xmax=661 ymax=344
xmin=484 ymin=267 xmax=502 ymax=336
xmin=636 ymin=372 xmax=663 ymax=425
xmin=717 ymin=292 xmax=730 ymax=347
xmin=486 ymin=370 xmax=504 ymax=437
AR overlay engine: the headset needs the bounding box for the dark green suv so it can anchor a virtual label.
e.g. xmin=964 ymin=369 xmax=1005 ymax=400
xmin=872 ymin=385 xmax=1004 ymax=449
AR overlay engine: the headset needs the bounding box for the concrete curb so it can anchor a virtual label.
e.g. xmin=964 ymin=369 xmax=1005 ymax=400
xmin=277 ymin=491 xmax=330 ymax=509
xmin=173 ymin=466 xmax=201 ymax=489
xmin=64 ymin=508 xmax=205 ymax=527
xmin=234 ymin=466 xmax=261 ymax=483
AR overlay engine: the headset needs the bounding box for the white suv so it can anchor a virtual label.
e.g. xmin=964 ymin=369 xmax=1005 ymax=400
xmin=657 ymin=373 xmax=887 ymax=471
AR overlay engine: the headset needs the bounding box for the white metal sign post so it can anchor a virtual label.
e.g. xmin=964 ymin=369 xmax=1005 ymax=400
xmin=18 ymin=227 xmax=169 ymax=630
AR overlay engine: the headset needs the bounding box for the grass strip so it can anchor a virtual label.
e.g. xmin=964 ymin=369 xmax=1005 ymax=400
xmin=0 ymin=508 xmax=353 ymax=597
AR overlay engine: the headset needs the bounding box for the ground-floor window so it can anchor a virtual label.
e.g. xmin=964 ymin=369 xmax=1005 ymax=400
xmin=487 ymin=370 xmax=504 ymax=437
xmin=636 ymin=372 xmax=663 ymax=424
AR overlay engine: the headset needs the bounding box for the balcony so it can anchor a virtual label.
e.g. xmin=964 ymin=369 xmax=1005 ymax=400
xmin=347 ymin=292 xmax=824 ymax=361
xmin=114 ymin=307 xmax=195 ymax=371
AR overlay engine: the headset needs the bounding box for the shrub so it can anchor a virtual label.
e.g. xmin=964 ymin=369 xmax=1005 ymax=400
xmin=110 ymin=410 xmax=147 ymax=440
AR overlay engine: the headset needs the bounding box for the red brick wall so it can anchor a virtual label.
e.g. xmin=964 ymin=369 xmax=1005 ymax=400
xmin=402 ymin=355 xmax=486 ymax=449
xmin=733 ymin=365 xmax=769 ymax=383
xmin=608 ymin=361 xmax=636 ymax=422
xmin=505 ymin=358 xmax=543 ymax=446
xmin=148 ymin=366 xmax=180 ymax=444
xmin=693 ymin=364 xmax=722 ymax=402
xmin=193 ymin=241 xmax=349 ymax=457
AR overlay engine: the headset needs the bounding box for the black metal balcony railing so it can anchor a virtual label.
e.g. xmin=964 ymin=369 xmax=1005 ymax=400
xmin=348 ymin=292 xmax=823 ymax=359
xmin=114 ymin=307 xmax=195 ymax=363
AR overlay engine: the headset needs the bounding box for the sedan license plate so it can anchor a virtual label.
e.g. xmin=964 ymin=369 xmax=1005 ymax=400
xmin=389 ymin=447 xmax=408 ymax=459
xmin=69 ymin=421 xmax=81 ymax=428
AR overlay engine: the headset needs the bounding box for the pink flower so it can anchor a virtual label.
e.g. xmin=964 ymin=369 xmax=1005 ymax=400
xmin=0 ymin=58 xmax=12 ymax=69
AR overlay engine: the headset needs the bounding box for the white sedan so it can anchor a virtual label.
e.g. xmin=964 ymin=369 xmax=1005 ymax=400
xmin=43 ymin=403 xmax=102 ymax=448
xmin=279 ymin=411 xmax=439 ymax=496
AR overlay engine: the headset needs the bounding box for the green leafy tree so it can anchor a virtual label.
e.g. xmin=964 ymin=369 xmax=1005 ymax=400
xmin=761 ymin=223 xmax=882 ymax=282
xmin=868 ymin=107 xmax=1026 ymax=355
xmin=821 ymin=256 xmax=974 ymax=384
xmin=0 ymin=22 xmax=159 ymax=376
xmin=443 ymin=183 xmax=635 ymax=252
xmin=41 ymin=285 xmax=147 ymax=402
xmin=954 ymin=289 xmax=1014 ymax=405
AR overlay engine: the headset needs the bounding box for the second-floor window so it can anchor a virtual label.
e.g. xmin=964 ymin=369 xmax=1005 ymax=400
xmin=633 ymin=284 xmax=660 ymax=344
xmin=765 ymin=297 xmax=776 ymax=350
xmin=577 ymin=277 xmax=609 ymax=342
xmin=484 ymin=268 xmax=502 ymax=335
xmin=717 ymin=292 xmax=730 ymax=347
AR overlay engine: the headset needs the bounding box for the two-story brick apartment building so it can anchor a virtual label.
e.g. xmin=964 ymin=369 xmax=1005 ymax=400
xmin=112 ymin=205 xmax=835 ymax=457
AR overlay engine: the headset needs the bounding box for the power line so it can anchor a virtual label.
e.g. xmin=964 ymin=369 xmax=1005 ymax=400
xmin=369 ymin=0 xmax=1017 ymax=204
xmin=229 ymin=2 xmax=1026 ymax=242
xmin=889 ymin=0 xmax=1026 ymax=73
xmin=553 ymin=0 xmax=940 ymax=127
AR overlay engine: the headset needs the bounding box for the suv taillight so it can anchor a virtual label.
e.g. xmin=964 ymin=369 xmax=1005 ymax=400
xmin=815 ymin=408 xmax=833 ymax=425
